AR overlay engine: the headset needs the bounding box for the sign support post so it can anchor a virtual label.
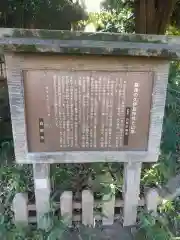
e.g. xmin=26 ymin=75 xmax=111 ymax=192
xmin=123 ymin=162 xmax=142 ymax=226
xmin=33 ymin=163 xmax=51 ymax=229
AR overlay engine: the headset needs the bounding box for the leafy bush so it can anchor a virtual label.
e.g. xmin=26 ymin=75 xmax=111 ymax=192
xmin=137 ymin=62 xmax=180 ymax=240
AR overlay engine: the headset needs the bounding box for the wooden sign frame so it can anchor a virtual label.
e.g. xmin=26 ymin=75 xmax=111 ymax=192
xmin=1 ymin=28 xmax=178 ymax=164
xmin=5 ymin=54 xmax=169 ymax=164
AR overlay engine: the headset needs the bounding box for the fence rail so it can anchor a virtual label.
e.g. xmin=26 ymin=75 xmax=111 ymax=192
xmin=13 ymin=188 xmax=159 ymax=228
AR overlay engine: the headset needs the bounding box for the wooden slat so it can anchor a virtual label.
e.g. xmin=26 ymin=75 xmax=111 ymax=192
xmin=145 ymin=188 xmax=159 ymax=216
xmin=102 ymin=193 xmax=115 ymax=225
xmin=60 ymin=191 xmax=73 ymax=226
xmin=82 ymin=190 xmax=94 ymax=226
xmin=13 ymin=193 xmax=28 ymax=226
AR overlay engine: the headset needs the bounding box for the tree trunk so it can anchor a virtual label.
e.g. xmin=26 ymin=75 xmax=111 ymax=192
xmin=135 ymin=0 xmax=178 ymax=34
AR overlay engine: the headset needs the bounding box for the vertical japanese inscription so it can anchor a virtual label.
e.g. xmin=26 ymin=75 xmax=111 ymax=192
xmin=124 ymin=107 xmax=131 ymax=145
xmin=130 ymin=82 xmax=140 ymax=135
xmin=24 ymin=71 xmax=153 ymax=152
xmin=39 ymin=118 xmax=45 ymax=143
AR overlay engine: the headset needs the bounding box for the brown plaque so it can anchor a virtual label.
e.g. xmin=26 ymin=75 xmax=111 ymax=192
xmin=24 ymin=70 xmax=153 ymax=152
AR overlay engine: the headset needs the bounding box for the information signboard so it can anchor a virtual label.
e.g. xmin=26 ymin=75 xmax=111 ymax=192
xmin=24 ymin=71 xmax=153 ymax=152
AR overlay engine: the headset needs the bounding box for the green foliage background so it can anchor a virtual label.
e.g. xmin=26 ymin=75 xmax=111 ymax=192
xmin=0 ymin=0 xmax=86 ymax=29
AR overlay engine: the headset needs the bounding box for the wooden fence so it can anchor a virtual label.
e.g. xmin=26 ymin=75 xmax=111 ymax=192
xmin=13 ymin=188 xmax=159 ymax=228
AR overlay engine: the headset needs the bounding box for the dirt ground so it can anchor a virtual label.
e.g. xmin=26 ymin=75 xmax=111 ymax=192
xmin=61 ymin=222 xmax=135 ymax=240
